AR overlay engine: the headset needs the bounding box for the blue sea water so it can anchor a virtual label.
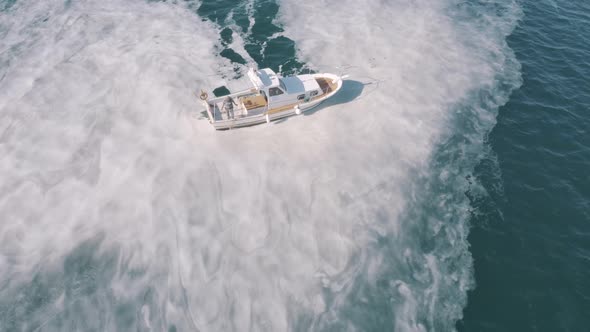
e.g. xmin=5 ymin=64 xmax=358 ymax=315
xmin=460 ymin=0 xmax=590 ymax=330
xmin=0 ymin=0 xmax=587 ymax=331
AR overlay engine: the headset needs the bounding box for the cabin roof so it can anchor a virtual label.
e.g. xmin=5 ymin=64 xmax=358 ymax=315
xmin=279 ymin=76 xmax=304 ymax=94
xmin=280 ymin=74 xmax=321 ymax=94
xmin=248 ymin=68 xmax=279 ymax=89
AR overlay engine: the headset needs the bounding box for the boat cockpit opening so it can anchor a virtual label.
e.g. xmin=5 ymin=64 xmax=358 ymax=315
xmin=315 ymin=77 xmax=338 ymax=95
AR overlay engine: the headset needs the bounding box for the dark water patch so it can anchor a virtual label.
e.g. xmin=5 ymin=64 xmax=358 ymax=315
xmin=196 ymin=0 xmax=239 ymax=24
xmin=0 ymin=0 xmax=17 ymax=12
xmin=62 ymin=235 xmax=117 ymax=298
xmin=196 ymin=0 xmax=307 ymax=74
xmin=249 ymin=1 xmax=282 ymax=39
xmin=259 ymin=36 xmax=301 ymax=72
xmin=220 ymin=47 xmax=246 ymax=65
xmin=220 ymin=27 xmax=233 ymax=45
xmin=460 ymin=0 xmax=590 ymax=330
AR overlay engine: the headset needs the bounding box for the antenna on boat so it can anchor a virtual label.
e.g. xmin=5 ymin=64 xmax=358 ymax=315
xmin=335 ymin=64 xmax=355 ymax=77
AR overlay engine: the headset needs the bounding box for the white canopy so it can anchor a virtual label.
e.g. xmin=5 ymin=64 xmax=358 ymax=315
xmin=248 ymin=68 xmax=321 ymax=94
xmin=248 ymin=68 xmax=279 ymax=89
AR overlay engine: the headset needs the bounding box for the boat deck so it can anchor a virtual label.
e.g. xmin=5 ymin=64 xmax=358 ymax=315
xmin=210 ymin=94 xmax=268 ymax=121
xmin=315 ymin=77 xmax=338 ymax=95
xmin=242 ymin=95 xmax=267 ymax=110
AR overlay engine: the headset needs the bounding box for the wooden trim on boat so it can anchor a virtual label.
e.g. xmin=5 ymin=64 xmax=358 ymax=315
xmin=267 ymin=103 xmax=297 ymax=115
xmin=315 ymin=77 xmax=338 ymax=96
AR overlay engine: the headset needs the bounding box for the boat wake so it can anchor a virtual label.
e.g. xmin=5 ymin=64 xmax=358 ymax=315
xmin=0 ymin=0 xmax=521 ymax=331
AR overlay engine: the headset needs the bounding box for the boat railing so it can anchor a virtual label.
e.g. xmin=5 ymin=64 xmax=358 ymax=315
xmin=205 ymin=89 xmax=259 ymax=123
xmin=211 ymin=99 xmax=261 ymax=122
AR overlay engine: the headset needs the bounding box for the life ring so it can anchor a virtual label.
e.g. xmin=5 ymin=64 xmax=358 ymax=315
xmin=199 ymin=91 xmax=208 ymax=100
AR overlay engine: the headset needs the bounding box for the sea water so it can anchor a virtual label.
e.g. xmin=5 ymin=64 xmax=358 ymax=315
xmin=0 ymin=0 xmax=587 ymax=331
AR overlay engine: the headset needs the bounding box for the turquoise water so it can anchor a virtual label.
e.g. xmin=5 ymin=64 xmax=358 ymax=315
xmin=0 ymin=0 xmax=587 ymax=331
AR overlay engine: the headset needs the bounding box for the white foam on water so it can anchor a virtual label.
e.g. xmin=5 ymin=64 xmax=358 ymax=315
xmin=0 ymin=0 xmax=521 ymax=330
xmin=277 ymin=0 xmax=522 ymax=330
xmin=0 ymin=0 xmax=226 ymax=330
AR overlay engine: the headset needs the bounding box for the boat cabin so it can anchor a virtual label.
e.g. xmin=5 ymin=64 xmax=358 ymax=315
xmin=247 ymin=68 xmax=322 ymax=109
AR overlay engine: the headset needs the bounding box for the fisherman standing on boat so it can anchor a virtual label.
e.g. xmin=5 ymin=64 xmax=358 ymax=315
xmin=222 ymin=95 xmax=237 ymax=119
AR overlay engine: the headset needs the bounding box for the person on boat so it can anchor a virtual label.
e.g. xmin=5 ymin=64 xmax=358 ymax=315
xmin=222 ymin=95 xmax=237 ymax=119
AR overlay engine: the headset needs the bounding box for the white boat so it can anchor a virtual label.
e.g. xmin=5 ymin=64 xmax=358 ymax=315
xmin=198 ymin=68 xmax=345 ymax=130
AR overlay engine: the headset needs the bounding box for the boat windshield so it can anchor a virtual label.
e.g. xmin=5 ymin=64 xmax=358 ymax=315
xmin=279 ymin=78 xmax=287 ymax=92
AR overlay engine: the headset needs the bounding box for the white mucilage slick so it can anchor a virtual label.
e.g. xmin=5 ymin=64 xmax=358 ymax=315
xmin=198 ymin=68 xmax=346 ymax=130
